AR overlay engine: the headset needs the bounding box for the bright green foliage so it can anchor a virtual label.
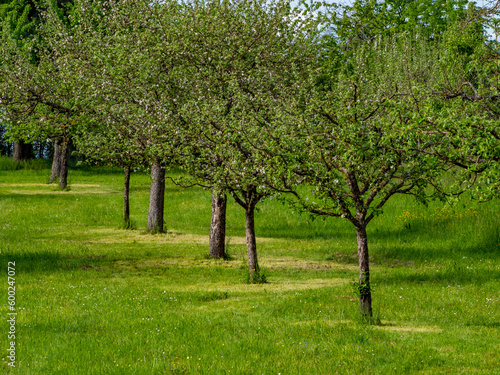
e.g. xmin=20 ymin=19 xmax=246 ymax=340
xmin=320 ymin=0 xmax=475 ymax=89
xmin=0 ymin=0 xmax=42 ymax=152
xmin=258 ymin=33 xmax=444 ymax=223
xmin=58 ymin=0 xmax=188 ymax=169
xmin=0 ymin=0 xmax=73 ymax=49
xmin=417 ymin=12 xmax=500 ymax=201
xmin=0 ymin=0 xmax=39 ymax=55
xmin=331 ymin=0 xmax=471 ymax=44
xmin=0 ymin=0 xmax=75 ymax=151
xmin=174 ymin=0 xmax=320 ymax=198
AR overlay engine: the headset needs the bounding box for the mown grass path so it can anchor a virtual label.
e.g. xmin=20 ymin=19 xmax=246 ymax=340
xmin=0 ymin=166 xmax=499 ymax=374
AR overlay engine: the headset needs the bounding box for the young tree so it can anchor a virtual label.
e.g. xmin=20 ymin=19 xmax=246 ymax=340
xmin=172 ymin=0 xmax=322 ymax=274
xmin=248 ymin=32 xmax=450 ymax=317
xmin=56 ymin=0 xmax=189 ymax=232
xmin=72 ymin=116 xmax=147 ymax=227
xmin=239 ymin=0 xmax=479 ymax=318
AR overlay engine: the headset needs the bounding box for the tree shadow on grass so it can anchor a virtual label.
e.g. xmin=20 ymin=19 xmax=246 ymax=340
xmin=373 ymin=238 xmax=499 ymax=265
xmin=464 ymin=321 xmax=500 ymax=328
xmin=71 ymin=165 xmax=128 ymax=175
xmin=0 ymin=251 xmax=110 ymax=274
xmin=0 ymin=192 xmax=86 ymax=201
xmin=382 ymin=267 xmax=500 ymax=286
xmin=254 ymin=213 xmax=357 ymax=240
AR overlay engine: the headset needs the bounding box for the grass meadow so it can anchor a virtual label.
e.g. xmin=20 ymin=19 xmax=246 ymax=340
xmin=0 ymin=157 xmax=499 ymax=374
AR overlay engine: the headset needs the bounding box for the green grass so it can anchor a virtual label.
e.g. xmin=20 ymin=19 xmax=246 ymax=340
xmin=0 ymin=165 xmax=499 ymax=374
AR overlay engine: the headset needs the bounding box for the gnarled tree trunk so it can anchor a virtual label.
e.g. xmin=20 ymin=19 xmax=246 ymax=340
xmin=245 ymin=203 xmax=258 ymax=274
xmin=356 ymin=224 xmax=372 ymax=318
xmin=50 ymin=138 xmax=62 ymax=182
xmin=147 ymin=160 xmax=165 ymax=233
xmin=59 ymin=138 xmax=70 ymax=190
xmin=124 ymin=165 xmax=131 ymax=227
xmin=209 ymin=187 xmax=227 ymax=259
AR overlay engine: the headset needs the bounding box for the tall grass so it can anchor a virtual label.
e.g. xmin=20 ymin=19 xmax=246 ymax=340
xmin=0 ymin=156 xmax=51 ymax=171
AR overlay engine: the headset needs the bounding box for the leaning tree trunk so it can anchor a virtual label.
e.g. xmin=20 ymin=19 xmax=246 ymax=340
xmin=59 ymin=138 xmax=70 ymax=190
xmin=355 ymin=224 xmax=373 ymax=318
xmin=245 ymin=203 xmax=259 ymax=274
xmin=147 ymin=160 xmax=165 ymax=233
xmin=123 ymin=165 xmax=131 ymax=227
xmin=209 ymin=188 xmax=227 ymax=259
xmin=50 ymin=139 xmax=62 ymax=182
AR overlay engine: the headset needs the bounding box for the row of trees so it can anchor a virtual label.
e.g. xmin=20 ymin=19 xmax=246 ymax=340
xmin=1 ymin=0 xmax=499 ymax=318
